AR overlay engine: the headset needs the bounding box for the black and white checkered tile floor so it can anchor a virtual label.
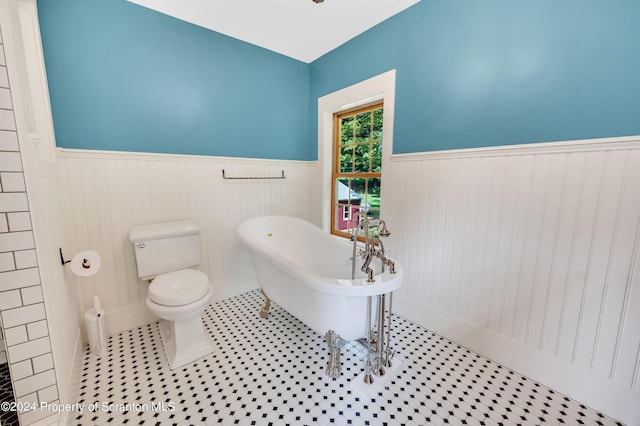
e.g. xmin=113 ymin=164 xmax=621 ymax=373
xmin=75 ymin=290 xmax=624 ymax=425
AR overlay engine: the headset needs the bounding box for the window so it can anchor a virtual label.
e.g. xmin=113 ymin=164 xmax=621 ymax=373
xmin=318 ymin=70 xmax=395 ymax=235
xmin=331 ymin=102 xmax=383 ymax=238
xmin=343 ymin=204 xmax=351 ymax=221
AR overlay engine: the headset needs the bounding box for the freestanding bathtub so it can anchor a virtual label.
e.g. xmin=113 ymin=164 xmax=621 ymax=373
xmin=237 ymin=216 xmax=404 ymax=342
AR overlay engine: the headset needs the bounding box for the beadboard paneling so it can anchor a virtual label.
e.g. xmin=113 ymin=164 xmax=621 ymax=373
xmin=57 ymin=149 xmax=315 ymax=336
xmin=384 ymin=140 xmax=640 ymax=423
xmin=59 ymin=138 xmax=640 ymax=423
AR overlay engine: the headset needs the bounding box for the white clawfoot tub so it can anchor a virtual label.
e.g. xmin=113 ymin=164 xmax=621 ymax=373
xmin=237 ymin=216 xmax=404 ymax=342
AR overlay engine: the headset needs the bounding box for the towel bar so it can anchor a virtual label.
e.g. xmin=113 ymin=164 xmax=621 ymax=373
xmin=221 ymin=169 xmax=286 ymax=180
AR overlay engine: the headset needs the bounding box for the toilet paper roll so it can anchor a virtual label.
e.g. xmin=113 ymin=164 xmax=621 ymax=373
xmin=70 ymin=250 xmax=101 ymax=277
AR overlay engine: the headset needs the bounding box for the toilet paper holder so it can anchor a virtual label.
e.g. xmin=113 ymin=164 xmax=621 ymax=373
xmin=59 ymin=248 xmax=92 ymax=269
xmin=59 ymin=248 xmax=71 ymax=265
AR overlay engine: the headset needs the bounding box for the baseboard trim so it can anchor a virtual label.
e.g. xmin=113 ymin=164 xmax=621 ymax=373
xmin=103 ymin=303 xmax=159 ymax=338
xmin=393 ymin=292 xmax=639 ymax=425
xmin=67 ymin=327 xmax=83 ymax=402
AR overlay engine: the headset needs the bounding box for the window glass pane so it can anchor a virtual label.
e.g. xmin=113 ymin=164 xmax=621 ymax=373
xmin=367 ymin=207 xmax=380 ymax=221
xmin=334 ymin=204 xmax=345 ymax=233
xmin=355 ymin=111 xmax=371 ymax=142
xmin=353 ymin=143 xmax=372 ymax=173
xmin=335 ymin=178 xmax=360 ymax=204
xmin=339 ymin=144 xmax=354 ymax=173
xmin=334 ymin=203 xmax=363 ymax=234
xmin=362 ymin=177 xmax=381 ymax=217
xmin=350 ymin=177 xmax=366 ymax=199
xmin=340 ymin=116 xmax=355 ymax=145
xmin=371 ymin=141 xmax=382 ymax=172
xmin=372 ymin=108 xmax=383 ymax=140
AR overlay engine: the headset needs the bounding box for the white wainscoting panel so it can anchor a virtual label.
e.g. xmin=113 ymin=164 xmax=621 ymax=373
xmin=58 ymin=136 xmax=640 ymax=424
xmin=383 ymin=137 xmax=640 ymax=425
xmin=57 ymin=149 xmax=315 ymax=337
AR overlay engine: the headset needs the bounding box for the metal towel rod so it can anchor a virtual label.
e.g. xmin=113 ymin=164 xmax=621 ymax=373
xmin=221 ymin=169 xmax=286 ymax=180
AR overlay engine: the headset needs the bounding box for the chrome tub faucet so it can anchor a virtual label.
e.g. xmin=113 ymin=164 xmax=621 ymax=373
xmin=351 ymin=214 xmax=396 ymax=281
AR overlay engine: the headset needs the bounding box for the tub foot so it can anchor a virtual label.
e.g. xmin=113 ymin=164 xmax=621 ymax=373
xmin=324 ymin=330 xmax=346 ymax=379
xmin=259 ymin=289 xmax=271 ymax=318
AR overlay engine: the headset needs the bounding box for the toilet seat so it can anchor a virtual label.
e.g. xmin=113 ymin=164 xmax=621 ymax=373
xmin=149 ymin=269 xmax=210 ymax=306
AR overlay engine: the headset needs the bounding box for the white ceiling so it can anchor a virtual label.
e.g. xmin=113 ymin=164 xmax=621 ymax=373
xmin=128 ymin=0 xmax=420 ymax=63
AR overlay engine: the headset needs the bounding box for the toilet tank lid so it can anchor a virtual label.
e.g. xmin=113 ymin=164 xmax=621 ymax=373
xmin=129 ymin=220 xmax=201 ymax=242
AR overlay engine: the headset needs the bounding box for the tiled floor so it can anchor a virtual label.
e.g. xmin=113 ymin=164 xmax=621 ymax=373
xmin=74 ymin=290 xmax=623 ymax=425
xmin=0 ymin=362 xmax=20 ymax=426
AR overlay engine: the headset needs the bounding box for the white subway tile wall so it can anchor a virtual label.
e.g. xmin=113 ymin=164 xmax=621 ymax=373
xmin=9 ymin=359 xmax=32 ymax=381
xmin=0 ymin=152 xmax=21 ymax=171
xmin=0 ymin=213 xmax=7 ymax=232
xmin=0 ymin=171 xmax=25 ymax=191
xmin=37 ymin=384 xmax=58 ymax=404
xmin=0 ymin=267 xmax=40 ymax=292
xmin=4 ymin=326 xmax=27 ymax=346
xmin=0 ymin=32 xmax=59 ymax=425
xmin=14 ymin=249 xmax=37 ymax=269
xmin=0 ymin=131 xmax=19 ymax=151
xmin=7 ymin=211 xmax=32 ymax=232
xmin=26 ymin=320 xmax=48 ymax=341
xmin=0 ymin=193 xmax=29 ymax=212
xmin=20 ymin=285 xmax=43 ymax=306
xmin=31 ymin=352 xmax=53 ymax=374
xmin=0 ymin=289 xmax=20 ymax=310
xmin=0 ymin=66 xmax=8 ymax=87
xmin=16 ymin=388 xmax=37 ymax=404
xmin=0 ymin=250 xmax=13 ymax=271
xmin=7 ymin=337 xmax=51 ymax=367
xmin=13 ymin=369 xmax=56 ymax=397
xmin=0 ymin=109 xmax=16 ymax=131
xmin=0 ymin=88 xmax=11 ymax=109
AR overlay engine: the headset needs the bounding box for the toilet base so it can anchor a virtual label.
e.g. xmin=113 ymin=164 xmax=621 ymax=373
xmin=157 ymin=317 xmax=214 ymax=369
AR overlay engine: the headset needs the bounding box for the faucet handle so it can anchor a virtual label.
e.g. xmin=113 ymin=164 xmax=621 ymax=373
xmin=378 ymin=220 xmax=391 ymax=237
xmin=366 ymin=269 xmax=375 ymax=282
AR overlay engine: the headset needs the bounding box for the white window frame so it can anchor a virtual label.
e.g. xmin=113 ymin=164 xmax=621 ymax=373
xmin=343 ymin=204 xmax=351 ymax=221
xmin=317 ymin=70 xmax=396 ymax=233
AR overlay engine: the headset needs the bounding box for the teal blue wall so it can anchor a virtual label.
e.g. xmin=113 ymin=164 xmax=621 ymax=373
xmin=38 ymin=1 xmax=640 ymax=160
xmin=37 ymin=0 xmax=310 ymax=160
xmin=310 ymin=0 xmax=640 ymax=156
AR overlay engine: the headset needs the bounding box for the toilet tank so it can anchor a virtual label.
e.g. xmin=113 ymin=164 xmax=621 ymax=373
xmin=129 ymin=220 xmax=202 ymax=280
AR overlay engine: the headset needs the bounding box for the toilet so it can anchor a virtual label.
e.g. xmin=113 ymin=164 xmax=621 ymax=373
xmin=129 ymin=220 xmax=214 ymax=369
